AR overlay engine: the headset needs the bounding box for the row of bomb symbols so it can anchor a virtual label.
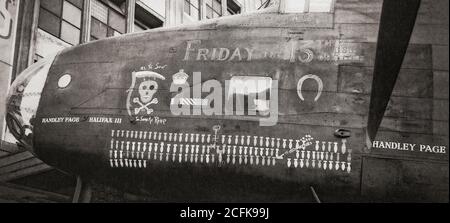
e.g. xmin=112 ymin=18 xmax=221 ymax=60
xmin=285 ymin=151 xmax=352 ymax=173
xmin=109 ymin=125 xmax=276 ymax=168
xmin=279 ymin=137 xmax=351 ymax=173
xmin=111 ymin=129 xmax=335 ymax=153
xmin=108 ymin=138 xmax=350 ymax=171
xmin=112 ymin=129 xmax=215 ymax=144
xmin=108 ymin=129 xmax=352 ymax=173
xmin=108 ymin=139 xmax=282 ymax=168
xmin=108 ymin=139 xmax=351 ymax=172
xmin=212 ymin=143 xmax=280 ymax=167
xmin=219 ymin=135 xmax=313 ymax=149
xmin=315 ymin=140 xmax=348 ymax=154
xmin=109 ymin=141 xmax=216 ymax=168
xmin=277 ymin=136 xmax=348 ymax=157
xmin=217 ymin=133 xmax=314 ymax=150
xmin=110 ymin=158 xmax=148 ymax=168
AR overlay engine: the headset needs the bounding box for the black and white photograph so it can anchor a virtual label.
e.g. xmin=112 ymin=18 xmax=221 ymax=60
xmin=0 ymin=0 xmax=448 ymax=207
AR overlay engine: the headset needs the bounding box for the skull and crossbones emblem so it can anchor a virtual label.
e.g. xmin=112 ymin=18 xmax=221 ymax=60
xmin=126 ymin=71 xmax=166 ymax=116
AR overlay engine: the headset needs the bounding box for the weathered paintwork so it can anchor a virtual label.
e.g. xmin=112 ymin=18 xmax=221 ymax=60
xmin=6 ymin=0 xmax=449 ymax=202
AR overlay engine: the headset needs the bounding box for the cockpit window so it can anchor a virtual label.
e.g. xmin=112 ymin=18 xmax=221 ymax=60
xmin=5 ymin=55 xmax=55 ymax=148
xmin=283 ymin=0 xmax=334 ymax=13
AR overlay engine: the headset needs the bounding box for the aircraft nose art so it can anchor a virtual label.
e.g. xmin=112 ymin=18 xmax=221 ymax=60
xmin=30 ymin=30 xmax=364 ymax=197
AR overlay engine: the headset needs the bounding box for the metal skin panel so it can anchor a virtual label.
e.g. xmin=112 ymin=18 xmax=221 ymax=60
xmin=32 ymin=23 xmax=366 ymax=201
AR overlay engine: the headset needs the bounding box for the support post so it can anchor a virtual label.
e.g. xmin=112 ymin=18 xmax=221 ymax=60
xmin=304 ymin=0 xmax=310 ymax=13
xmin=80 ymin=0 xmax=91 ymax=43
xmin=126 ymin=0 xmax=136 ymax=33
xmin=310 ymin=186 xmax=321 ymax=203
xmin=199 ymin=0 xmax=206 ymax=20
xmin=221 ymin=0 xmax=227 ymax=16
xmin=165 ymin=0 xmax=183 ymax=27
xmin=11 ymin=0 xmax=39 ymax=81
xmin=72 ymin=176 xmax=92 ymax=203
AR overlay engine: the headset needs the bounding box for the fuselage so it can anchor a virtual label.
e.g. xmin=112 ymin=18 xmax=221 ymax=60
xmin=5 ymin=4 xmax=448 ymax=202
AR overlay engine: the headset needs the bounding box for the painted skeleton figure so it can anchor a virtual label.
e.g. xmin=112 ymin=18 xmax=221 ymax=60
xmin=138 ymin=80 xmax=158 ymax=104
xmin=127 ymin=71 xmax=166 ymax=116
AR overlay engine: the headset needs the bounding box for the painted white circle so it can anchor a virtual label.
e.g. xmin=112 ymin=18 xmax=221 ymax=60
xmin=58 ymin=74 xmax=72 ymax=88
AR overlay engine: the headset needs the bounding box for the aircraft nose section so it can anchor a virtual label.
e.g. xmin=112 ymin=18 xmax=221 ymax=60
xmin=5 ymin=55 xmax=56 ymax=151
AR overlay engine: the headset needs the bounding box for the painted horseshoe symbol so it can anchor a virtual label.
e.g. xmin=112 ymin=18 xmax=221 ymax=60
xmin=297 ymin=74 xmax=323 ymax=102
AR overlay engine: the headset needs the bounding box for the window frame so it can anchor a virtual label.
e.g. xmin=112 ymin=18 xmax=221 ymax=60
xmin=90 ymin=0 xmax=126 ymax=41
xmin=134 ymin=19 xmax=150 ymax=32
xmin=38 ymin=0 xmax=84 ymax=46
xmin=203 ymin=0 xmax=241 ymax=19
xmin=184 ymin=0 xmax=201 ymax=21
xmin=205 ymin=0 xmax=223 ymax=19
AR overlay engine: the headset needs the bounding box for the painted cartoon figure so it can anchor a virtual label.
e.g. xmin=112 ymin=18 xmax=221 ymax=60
xmin=126 ymin=71 xmax=166 ymax=116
